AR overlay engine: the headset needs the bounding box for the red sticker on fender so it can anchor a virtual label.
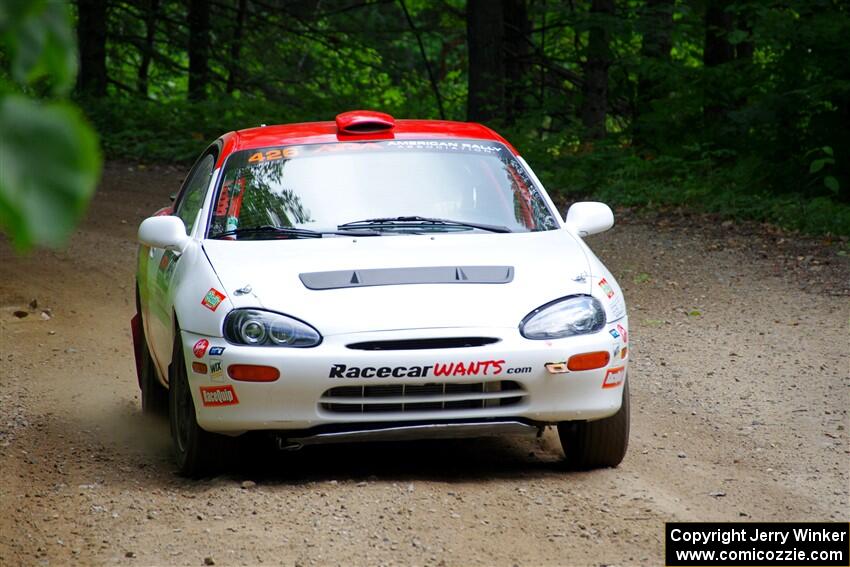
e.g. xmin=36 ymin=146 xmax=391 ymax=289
xmin=201 ymin=288 xmax=226 ymax=311
xmin=199 ymin=385 xmax=239 ymax=407
xmin=598 ymin=278 xmax=615 ymax=299
xmin=602 ymin=366 xmax=626 ymax=389
xmin=193 ymin=339 xmax=209 ymax=358
xmin=616 ymin=323 xmax=628 ymax=343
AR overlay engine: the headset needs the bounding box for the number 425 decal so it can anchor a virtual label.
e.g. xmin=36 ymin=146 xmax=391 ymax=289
xmin=248 ymin=148 xmax=299 ymax=163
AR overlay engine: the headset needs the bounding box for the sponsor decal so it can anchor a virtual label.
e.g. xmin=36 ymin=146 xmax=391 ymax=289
xmin=620 ymin=346 xmax=628 ymax=359
xmin=545 ymin=361 xmax=569 ymax=374
xmin=328 ymin=359 xmax=531 ymax=379
xmin=191 ymin=362 xmax=208 ymax=374
xmin=602 ymin=366 xmax=626 ymax=389
xmin=209 ymin=359 xmax=224 ymax=381
xmin=598 ymin=278 xmax=615 ymax=299
xmin=193 ymin=339 xmax=209 ymax=358
xmin=200 ymin=385 xmax=238 ymax=407
xmin=609 ymin=328 xmax=620 ymax=339
xmin=613 ymin=345 xmax=620 ymax=359
xmin=156 ymin=251 xmax=179 ymax=289
xmin=616 ymin=323 xmax=628 ymax=344
xmin=387 ymin=140 xmax=502 ymax=154
xmin=208 ymin=346 xmax=225 ymax=356
xmin=201 ymin=288 xmax=226 ymax=312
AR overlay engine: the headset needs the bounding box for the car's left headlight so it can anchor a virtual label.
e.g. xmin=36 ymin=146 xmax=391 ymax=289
xmin=520 ymin=295 xmax=606 ymax=340
xmin=224 ymin=309 xmax=322 ymax=347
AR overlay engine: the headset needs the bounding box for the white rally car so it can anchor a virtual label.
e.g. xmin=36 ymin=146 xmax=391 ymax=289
xmin=132 ymin=111 xmax=630 ymax=476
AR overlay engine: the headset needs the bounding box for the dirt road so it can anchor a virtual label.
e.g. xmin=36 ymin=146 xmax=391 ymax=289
xmin=1 ymin=162 xmax=848 ymax=567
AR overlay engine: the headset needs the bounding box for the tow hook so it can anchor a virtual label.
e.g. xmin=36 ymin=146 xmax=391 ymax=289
xmin=275 ymin=436 xmax=303 ymax=451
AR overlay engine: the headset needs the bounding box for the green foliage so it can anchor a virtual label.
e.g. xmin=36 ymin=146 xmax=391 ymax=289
xmin=0 ymin=97 xmax=100 ymax=248
xmin=0 ymin=0 xmax=77 ymax=95
xmin=69 ymin=0 xmax=850 ymax=238
xmin=519 ymin=139 xmax=850 ymax=237
xmin=0 ymin=0 xmax=101 ymax=250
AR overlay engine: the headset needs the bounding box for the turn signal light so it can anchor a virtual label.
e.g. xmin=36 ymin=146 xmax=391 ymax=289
xmin=567 ymin=351 xmax=610 ymax=371
xmin=227 ymin=364 xmax=280 ymax=382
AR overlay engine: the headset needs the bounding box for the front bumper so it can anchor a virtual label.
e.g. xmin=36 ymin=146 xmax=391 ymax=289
xmin=182 ymin=323 xmax=629 ymax=435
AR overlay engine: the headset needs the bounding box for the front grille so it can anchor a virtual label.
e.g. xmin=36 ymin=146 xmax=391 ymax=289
xmin=319 ymin=380 xmax=527 ymax=414
xmin=346 ymin=337 xmax=500 ymax=351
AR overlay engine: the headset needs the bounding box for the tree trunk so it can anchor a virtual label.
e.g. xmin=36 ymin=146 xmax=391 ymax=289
xmin=226 ymin=0 xmax=248 ymax=94
xmin=137 ymin=0 xmax=160 ymax=96
xmin=466 ymin=0 xmax=505 ymax=123
xmin=400 ymin=0 xmax=445 ymax=119
xmin=634 ymin=0 xmax=673 ymax=146
xmin=188 ymin=0 xmax=211 ymax=101
xmin=580 ymin=0 xmax=615 ymax=141
xmin=502 ymin=0 xmax=530 ymax=125
xmin=76 ymin=0 xmax=108 ymax=96
xmin=703 ymin=0 xmax=734 ymax=123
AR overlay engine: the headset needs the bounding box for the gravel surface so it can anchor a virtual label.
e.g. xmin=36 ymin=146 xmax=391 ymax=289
xmin=1 ymin=162 xmax=848 ymax=566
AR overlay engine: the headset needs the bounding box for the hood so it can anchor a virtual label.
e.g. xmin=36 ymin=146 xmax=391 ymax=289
xmin=203 ymin=230 xmax=592 ymax=336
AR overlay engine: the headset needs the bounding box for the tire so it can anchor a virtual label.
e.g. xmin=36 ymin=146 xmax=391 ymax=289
xmin=169 ymin=330 xmax=229 ymax=477
xmin=140 ymin=332 xmax=169 ymax=415
xmin=136 ymin=286 xmax=168 ymax=416
xmin=558 ymin=378 xmax=630 ymax=469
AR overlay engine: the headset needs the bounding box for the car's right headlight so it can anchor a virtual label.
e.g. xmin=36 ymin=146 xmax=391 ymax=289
xmin=520 ymin=295 xmax=606 ymax=340
xmin=224 ymin=309 xmax=322 ymax=347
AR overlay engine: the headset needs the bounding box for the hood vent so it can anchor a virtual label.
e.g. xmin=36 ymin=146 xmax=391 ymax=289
xmin=347 ymin=337 xmax=500 ymax=351
xmin=300 ymin=266 xmax=514 ymax=290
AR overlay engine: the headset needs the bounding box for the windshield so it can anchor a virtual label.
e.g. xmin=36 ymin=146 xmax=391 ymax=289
xmin=207 ymin=139 xmax=558 ymax=238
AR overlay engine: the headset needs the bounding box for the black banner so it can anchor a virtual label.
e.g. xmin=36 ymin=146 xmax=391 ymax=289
xmin=666 ymin=522 xmax=849 ymax=566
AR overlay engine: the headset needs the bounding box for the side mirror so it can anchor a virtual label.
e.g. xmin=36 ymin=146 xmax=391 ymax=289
xmin=138 ymin=215 xmax=190 ymax=252
xmin=564 ymin=202 xmax=614 ymax=237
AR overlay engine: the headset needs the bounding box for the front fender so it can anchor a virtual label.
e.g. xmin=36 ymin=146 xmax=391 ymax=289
xmin=171 ymin=242 xmax=232 ymax=339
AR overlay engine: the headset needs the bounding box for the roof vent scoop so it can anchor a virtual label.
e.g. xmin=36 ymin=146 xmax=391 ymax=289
xmin=335 ymin=110 xmax=395 ymax=135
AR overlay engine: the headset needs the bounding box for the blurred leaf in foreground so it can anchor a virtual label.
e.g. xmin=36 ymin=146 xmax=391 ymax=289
xmin=0 ymin=0 xmax=77 ymax=95
xmin=0 ymin=96 xmax=101 ymax=250
xmin=0 ymin=0 xmax=102 ymax=250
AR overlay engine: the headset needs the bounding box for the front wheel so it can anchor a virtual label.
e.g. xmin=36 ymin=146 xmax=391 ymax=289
xmin=169 ymin=330 xmax=229 ymax=477
xmin=558 ymin=378 xmax=630 ymax=469
xmin=140 ymin=332 xmax=168 ymax=416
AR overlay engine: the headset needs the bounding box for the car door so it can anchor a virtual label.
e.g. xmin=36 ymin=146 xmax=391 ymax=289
xmin=146 ymin=149 xmax=218 ymax=378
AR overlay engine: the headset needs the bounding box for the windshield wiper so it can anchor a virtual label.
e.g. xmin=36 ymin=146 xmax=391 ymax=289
xmin=210 ymin=225 xmax=379 ymax=239
xmin=337 ymin=216 xmax=511 ymax=234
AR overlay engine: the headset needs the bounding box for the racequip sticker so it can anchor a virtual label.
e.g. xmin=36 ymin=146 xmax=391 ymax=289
xmin=201 ymin=288 xmax=226 ymax=311
xmin=208 ymin=346 xmax=225 ymax=356
xmin=193 ymin=339 xmax=209 ymax=358
xmin=328 ymin=360 xmax=531 ymax=379
xmin=598 ymin=278 xmax=615 ymax=299
xmin=602 ymin=366 xmax=626 ymax=389
xmin=200 ymin=385 xmax=238 ymax=407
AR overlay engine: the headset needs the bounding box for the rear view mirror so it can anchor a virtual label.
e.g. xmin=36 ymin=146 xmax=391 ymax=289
xmin=564 ymin=202 xmax=614 ymax=237
xmin=138 ymin=215 xmax=190 ymax=252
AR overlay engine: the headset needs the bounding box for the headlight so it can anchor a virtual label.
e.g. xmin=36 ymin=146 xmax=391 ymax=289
xmin=520 ymin=295 xmax=606 ymax=340
xmin=224 ymin=309 xmax=322 ymax=347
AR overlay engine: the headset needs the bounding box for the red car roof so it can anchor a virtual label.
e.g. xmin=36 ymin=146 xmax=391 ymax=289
xmin=225 ymin=118 xmax=519 ymax=156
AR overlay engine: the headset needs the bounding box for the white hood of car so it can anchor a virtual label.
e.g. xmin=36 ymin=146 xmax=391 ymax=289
xmin=203 ymin=230 xmax=592 ymax=336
